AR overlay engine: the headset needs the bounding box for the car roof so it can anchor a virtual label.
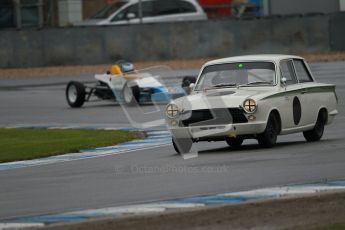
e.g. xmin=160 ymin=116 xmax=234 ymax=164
xmin=205 ymin=54 xmax=303 ymax=66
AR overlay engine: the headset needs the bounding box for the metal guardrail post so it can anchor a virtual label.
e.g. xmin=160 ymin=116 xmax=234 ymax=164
xmin=14 ymin=0 xmax=21 ymax=29
xmin=38 ymin=0 xmax=43 ymax=28
xmin=138 ymin=0 xmax=143 ymax=24
xmin=262 ymin=0 xmax=269 ymax=16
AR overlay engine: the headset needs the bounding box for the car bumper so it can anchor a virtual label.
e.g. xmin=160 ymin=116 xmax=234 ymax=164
xmin=327 ymin=109 xmax=338 ymax=125
xmin=169 ymin=122 xmax=267 ymax=139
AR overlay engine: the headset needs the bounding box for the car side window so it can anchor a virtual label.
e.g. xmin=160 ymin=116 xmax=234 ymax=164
xmin=140 ymin=1 xmax=155 ymax=17
xmin=179 ymin=0 xmax=197 ymax=13
xmin=111 ymin=2 xmax=154 ymax=21
xmin=154 ymin=0 xmax=181 ymax=16
xmin=293 ymin=59 xmax=313 ymax=83
xmin=280 ymin=60 xmax=297 ymax=85
xmin=111 ymin=4 xmax=135 ymax=21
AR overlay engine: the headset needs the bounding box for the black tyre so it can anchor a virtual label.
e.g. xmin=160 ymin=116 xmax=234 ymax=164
xmin=226 ymin=137 xmax=244 ymax=149
xmin=303 ymin=110 xmax=326 ymax=142
xmin=66 ymin=81 xmax=86 ymax=108
xmin=258 ymin=114 xmax=279 ymax=148
xmin=122 ymin=82 xmax=140 ymax=105
xmin=172 ymin=138 xmax=192 ymax=155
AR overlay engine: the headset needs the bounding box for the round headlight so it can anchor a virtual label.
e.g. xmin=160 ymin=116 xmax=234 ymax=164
xmin=166 ymin=104 xmax=179 ymax=118
xmin=243 ymin=99 xmax=257 ymax=113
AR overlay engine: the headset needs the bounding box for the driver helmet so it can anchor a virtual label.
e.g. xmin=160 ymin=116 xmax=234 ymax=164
xmin=120 ymin=62 xmax=134 ymax=73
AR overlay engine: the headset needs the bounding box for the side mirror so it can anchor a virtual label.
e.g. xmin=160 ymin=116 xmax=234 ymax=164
xmin=281 ymin=77 xmax=287 ymax=87
xmin=126 ymin=13 xmax=136 ymax=20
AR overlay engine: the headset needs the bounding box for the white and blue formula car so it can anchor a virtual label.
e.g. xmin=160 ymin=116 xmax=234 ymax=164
xmin=66 ymin=62 xmax=186 ymax=108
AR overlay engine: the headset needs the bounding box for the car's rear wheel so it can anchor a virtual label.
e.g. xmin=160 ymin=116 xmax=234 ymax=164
xmin=66 ymin=81 xmax=86 ymax=108
xmin=123 ymin=82 xmax=140 ymax=105
xmin=303 ymin=110 xmax=326 ymax=142
xmin=172 ymin=138 xmax=192 ymax=155
xmin=226 ymin=137 xmax=244 ymax=149
xmin=258 ymin=114 xmax=279 ymax=148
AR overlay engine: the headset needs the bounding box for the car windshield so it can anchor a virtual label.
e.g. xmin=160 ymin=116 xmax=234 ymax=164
xmin=194 ymin=62 xmax=276 ymax=91
xmin=90 ymin=2 xmax=127 ymax=19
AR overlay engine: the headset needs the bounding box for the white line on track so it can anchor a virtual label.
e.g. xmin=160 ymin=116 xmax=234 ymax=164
xmin=1 ymin=181 xmax=344 ymax=230
xmin=0 ymin=223 xmax=44 ymax=230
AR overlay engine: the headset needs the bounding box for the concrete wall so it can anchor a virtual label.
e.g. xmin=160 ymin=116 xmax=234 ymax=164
xmin=0 ymin=13 xmax=344 ymax=68
xmin=329 ymin=13 xmax=345 ymax=51
xmin=268 ymin=0 xmax=339 ymax=15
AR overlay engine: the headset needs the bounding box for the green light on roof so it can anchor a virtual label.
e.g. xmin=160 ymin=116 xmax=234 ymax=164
xmin=239 ymin=64 xmax=244 ymax=68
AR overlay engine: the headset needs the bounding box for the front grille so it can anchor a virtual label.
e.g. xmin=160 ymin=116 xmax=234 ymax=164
xmin=181 ymin=108 xmax=248 ymax=127
xmin=229 ymin=108 xmax=248 ymax=123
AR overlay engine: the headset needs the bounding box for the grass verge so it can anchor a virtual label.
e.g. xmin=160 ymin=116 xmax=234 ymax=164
xmin=0 ymin=128 xmax=143 ymax=163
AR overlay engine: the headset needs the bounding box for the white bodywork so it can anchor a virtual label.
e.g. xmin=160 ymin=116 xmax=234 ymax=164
xmin=167 ymin=55 xmax=338 ymax=140
xmin=95 ymin=72 xmax=162 ymax=92
xmin=78 ymin=0 xmax=207 ymax=26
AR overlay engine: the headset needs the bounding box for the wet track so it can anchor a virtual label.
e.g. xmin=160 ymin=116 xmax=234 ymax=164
xmin=0 ymin=62 xmax=344 ymax=220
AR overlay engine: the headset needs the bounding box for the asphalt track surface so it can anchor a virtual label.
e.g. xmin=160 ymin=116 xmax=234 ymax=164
xmin=0 ymin=62 xmax=344 ymax=221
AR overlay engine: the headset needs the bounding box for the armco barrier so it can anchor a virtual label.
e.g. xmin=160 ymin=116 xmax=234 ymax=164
xmin=0 ymin=13 xmax=342 ymax=68
xmin=329 ymin=12 xmax=345 ymax=51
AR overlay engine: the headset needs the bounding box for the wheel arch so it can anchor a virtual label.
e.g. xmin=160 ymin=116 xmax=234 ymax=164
xmin=317 ymin=107 xmax=328 ymax=124
xmin=267 ymin=108 xmax=282 ymax=134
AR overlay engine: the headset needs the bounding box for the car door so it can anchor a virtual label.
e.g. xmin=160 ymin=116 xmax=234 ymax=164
xmin=292 ymin=59 xmax=317 ymax=127
xmin=279 ymin=59 xmax=301 ymax=130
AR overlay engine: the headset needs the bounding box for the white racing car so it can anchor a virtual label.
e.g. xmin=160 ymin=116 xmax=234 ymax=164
xmin=66 ymin=62 xmax=186 ymax=108
xmin=166 ymin=55 xmax=338 ymax=154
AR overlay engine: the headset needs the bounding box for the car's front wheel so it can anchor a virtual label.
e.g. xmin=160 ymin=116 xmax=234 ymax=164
xmin=226 ymin=137 xmax=244 ymax=149
xmin=258 ymin=114 xmax=279 ymax=148
xmin=303 ymin=110 xmax=326 ymax=142
xmin=66 ymin=81 xmax=86 ymax=108
xmin=172 ymin=138 xmax=192 ymax=155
